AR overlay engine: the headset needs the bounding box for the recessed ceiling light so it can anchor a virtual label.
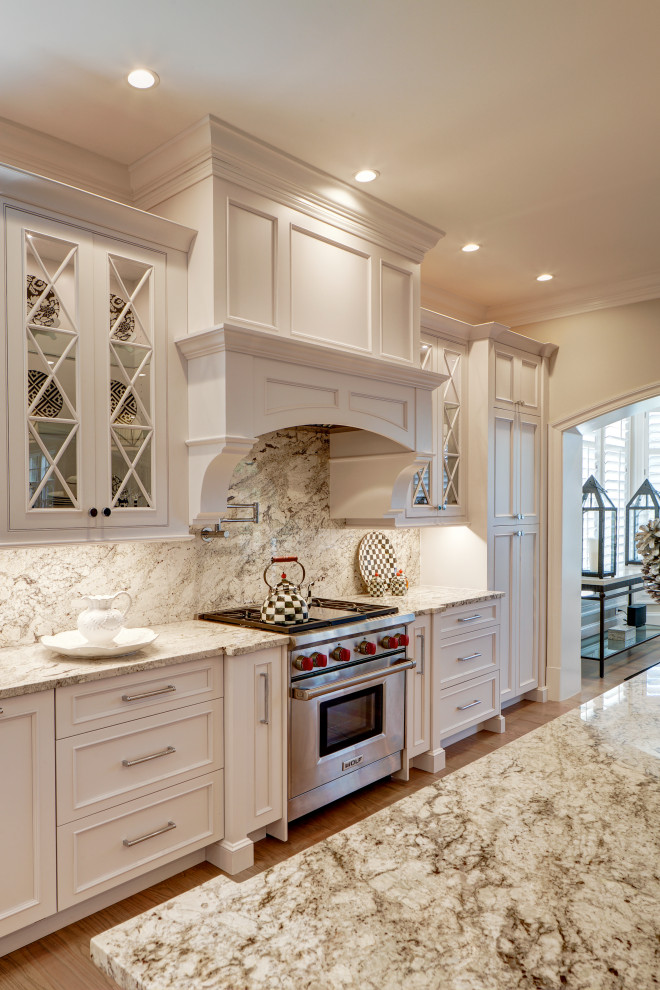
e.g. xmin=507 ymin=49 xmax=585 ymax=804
xmin=354 ymin=169 xmax=379 ymax=183
xmin=461 ymin=243 xmax=480 ymax=252
xmin=536 ymin=273 xmax=553 ymax=281
xmin=127 ymin=68 xmax=159 ymax=90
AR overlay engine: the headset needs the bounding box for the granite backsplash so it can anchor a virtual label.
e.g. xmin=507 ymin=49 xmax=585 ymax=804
xmin=0 ymin=428 xmax=420 ymax=647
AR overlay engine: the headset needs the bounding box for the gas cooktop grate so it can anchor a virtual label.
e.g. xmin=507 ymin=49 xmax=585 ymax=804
xmin=197 ymin=597 xmax=398 ymax=633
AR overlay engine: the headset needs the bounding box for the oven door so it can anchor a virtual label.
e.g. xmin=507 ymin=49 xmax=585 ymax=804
xmin=288 ymin=656 xmax=413 ymax=800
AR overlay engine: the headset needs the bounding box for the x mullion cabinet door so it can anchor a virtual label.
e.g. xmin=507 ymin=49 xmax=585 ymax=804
xmin=6 ymin=208 xmax=97 ymax=531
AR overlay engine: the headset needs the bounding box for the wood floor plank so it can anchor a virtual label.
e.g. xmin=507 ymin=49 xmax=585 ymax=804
xmin=1 ymin=650 xmax=657 ymax=989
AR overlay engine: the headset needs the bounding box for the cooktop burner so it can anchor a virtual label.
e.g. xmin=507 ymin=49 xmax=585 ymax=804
xmin=198 ymin=597 xmax=398 ymax=634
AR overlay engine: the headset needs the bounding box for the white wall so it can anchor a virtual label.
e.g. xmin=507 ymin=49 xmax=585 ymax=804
xmin=420 ymin=525 xmax=488 ymax=589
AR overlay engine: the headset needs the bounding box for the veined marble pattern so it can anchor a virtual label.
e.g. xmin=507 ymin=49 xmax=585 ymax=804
xmin=92 ymin=668 xmax=660 ymax=990
xmin=350 ymin=585 xmax=504 ymax=614
xmin=0 ymin=429 xmax=420 ymax=649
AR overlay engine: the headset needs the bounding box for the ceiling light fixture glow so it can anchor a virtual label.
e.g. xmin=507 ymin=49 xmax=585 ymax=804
xmin=536 ymin=273 xmax=553 ymax=281
xmin=461 ymin=243 xmax=480 ymax=252
xmin=127 ymin=68 xmax=159 ymax=90
xmin=354 ymin=169 xmax=379 ymax=183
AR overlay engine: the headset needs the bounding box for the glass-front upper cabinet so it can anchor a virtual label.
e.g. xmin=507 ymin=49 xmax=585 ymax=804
xmin=6 ymin=207 xmax=167 ymax=535
xmin=406 ymin=328 xmax=467 ymax=524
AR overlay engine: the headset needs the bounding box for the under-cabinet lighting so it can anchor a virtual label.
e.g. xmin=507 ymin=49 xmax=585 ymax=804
xmin=354 ymin=169 xmax=379 ymax=183
xmin=536 ymin=273 xmax=553 ymax=281
xmin=127 ymin=69 xmax=159 ymax=90
xmin=461 ymin=243 xmax=480 ymax=252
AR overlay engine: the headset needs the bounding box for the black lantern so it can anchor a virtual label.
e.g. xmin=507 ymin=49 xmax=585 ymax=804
xmin=582 ymin=474 xmax=617 ymax=577
xmin=625 ymin=478 xmax=660 ymax=565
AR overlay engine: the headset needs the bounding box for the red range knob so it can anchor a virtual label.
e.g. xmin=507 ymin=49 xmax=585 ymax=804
xmin=311 ymin=652 xmax=328 ymax=668
xmin=398 ymin=633 xmax=410 ymax=647
xmin=357 ymin=640 xmax=377 ymax=655
xmin=330 ymin=646 xmax=351 ymax=662
xmin=293 ymin=655 xmax=313 ymax=671
xmin=381 ymin=635 xmax=400 ymax=649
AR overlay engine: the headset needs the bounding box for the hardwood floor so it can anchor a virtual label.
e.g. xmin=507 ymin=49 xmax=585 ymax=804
xmin=2 ymin=646 xmax=659 ymax=990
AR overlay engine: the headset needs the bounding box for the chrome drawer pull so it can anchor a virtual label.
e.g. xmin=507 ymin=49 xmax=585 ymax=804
xmin=416 ymin=629 xmax=425 ymax=676
xmin=122 ymin=685 xmax=176 ymax=703
xmin=457 ymin=652 xmax=483 ymax=663
xmin=457 ymin=700 xmax=482 ymax=711
xmin=122 ymin=745 xmax=176 ymax=768
xmin=123 ymin=820 xmax=176 ymax=847
xmin=457 ymin=614 xmax=482 ymax=623
xmin=260 ymin=671 xmax=270 ymax=725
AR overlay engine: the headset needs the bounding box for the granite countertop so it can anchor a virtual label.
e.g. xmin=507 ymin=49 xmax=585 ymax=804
xmin=0 ymin=587 xmax=502 ymax=700
xmin=0 ymin=620 xmax=289 ymax=700
xmin=91 ymin=666 xmax=660 ymax=990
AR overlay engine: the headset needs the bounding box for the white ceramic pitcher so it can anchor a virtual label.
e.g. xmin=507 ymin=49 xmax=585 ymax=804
xmin=77 ymin=592 xmax=132 ymax=645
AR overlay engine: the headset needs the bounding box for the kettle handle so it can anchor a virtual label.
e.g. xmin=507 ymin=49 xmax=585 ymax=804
xmin=263 ymin=558 xmax=306 ymax=590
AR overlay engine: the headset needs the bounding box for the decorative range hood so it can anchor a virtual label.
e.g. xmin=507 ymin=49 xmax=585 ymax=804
xmin=176 ymin=324 xmax=446 ymax=529
xmin=135 ymin=116 xmax=446 ymax=527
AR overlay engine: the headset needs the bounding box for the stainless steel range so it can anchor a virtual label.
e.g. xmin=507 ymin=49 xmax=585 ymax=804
xmin=199 ymin=599 xmax=415 ymax=821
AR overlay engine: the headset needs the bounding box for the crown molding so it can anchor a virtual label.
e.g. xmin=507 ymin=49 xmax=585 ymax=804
xmin=420 ymin=283 xmax=487 ymax=325
xmin=130 ymin=115 xmax=444 ymax=263
xmin=0 ymin=115 xmax=132 ymax=204
xmin=0 ymin=162 xmax=196 ymax=253
xmin=486 ymin=272 xmax=660 ymax=328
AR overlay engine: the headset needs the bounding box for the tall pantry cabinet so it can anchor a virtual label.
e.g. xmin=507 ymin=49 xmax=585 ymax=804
xmin=420 ymin=315 xmax=555 ymax=708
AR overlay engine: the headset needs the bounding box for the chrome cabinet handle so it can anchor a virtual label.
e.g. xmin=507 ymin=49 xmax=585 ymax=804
xmin=458 ymin=614 xmax=482 ymax=623
xmin=122 ymin=745 xmax=176 ymax=768
xmin=122 ymin=685 xmax=176 ymax=703
xmin=457 ymin=652 xmax=482 ymax=663
xmin=292 ymin=659 xmax=416 ymax=701
xmin=416 ymin=629 xmax=425 ymax=676
xmin=260 ymin=671 xmax=269 ymax=724
xmin=123 ymin=820 xmax=176 ymax=847
xmin=457 ymin=700 xmax=482 ymax=711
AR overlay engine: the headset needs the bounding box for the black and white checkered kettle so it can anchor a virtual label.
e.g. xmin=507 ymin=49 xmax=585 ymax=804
xmin=260 ymin=556 xmax=310 ymax=626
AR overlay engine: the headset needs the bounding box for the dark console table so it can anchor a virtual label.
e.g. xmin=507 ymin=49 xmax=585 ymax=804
xmin=581 ymin=572 xmax=660 ymax=676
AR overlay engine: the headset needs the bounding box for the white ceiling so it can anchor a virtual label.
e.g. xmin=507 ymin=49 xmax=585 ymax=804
xmin=2 ymin=0 xmax=659 ymax=325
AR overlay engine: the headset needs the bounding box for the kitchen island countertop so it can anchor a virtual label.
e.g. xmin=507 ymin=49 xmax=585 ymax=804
xmin=91 ymin=663 xmax=660 ymax=990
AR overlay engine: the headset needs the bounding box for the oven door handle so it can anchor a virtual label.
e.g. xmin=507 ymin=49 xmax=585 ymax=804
xmin=290 ymin=659 xmax=416 ymax=701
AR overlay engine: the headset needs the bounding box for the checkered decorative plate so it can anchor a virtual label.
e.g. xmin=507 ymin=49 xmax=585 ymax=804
xmin=358 ymin=531 xmax=398 ymax=591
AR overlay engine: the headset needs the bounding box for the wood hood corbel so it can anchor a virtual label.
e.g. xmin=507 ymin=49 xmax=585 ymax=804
xmin=176 ymin=324 xmax=447 ymax=529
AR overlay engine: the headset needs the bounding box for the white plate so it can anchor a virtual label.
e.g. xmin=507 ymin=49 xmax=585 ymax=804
xmin=40 ymin=627 xmax=159 ymax=659
xmin=358 ymin=531 xmax=398 ymax=589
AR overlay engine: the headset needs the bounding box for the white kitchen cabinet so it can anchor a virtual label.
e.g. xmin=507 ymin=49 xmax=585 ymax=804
xmin=0 ymin=170 xmax=193 ymax=545
xmin=406 ymin=313 xmax=468 ymax=524
xmin=407 ymin=614 xmax=431 ymax=758
xmin=491 ymin=528 xmax=539 ymax=702
xmin=0 ymin=691 xmax=56 ymax=938
xmin=491 ymin=344 xmax=543 ymax=415
xmin=207 ymin=646 xmax=287 ymax=876
xmin=55 ymin=657 xmax=224 ymax=908
xmin=411 ymin=602 xmax=503 ymax=774
xmin=490 ymin=407 xmax=540 ymax=527
xmin=5 ymin=207 xmax=167 ymax=533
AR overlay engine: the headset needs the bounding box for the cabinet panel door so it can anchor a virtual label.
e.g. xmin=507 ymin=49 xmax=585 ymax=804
xmin=6 ymin=209 xmax=96 ymax=531
xmin=492 ymin=411 xmax=516 ymax=523
xmin=518 ymin=413 xmax=540 ymax=524
xmin=517 ymin=354 xmax=542 ymax=414
xmin=0 ymin=691 xmax=56 ymax=938
xmin=491 ymin=530 xmax=516 ymax=703
xmin=493 ymin=348 xmax=516 ymax=407
xmin=409 ymin=615 xmax=431 ymax=756
xmin=518 ymin=530 xmax=539 ymax=693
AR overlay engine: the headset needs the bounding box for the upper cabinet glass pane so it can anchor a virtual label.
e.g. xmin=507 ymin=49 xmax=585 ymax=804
xmin=107 ymin=254 xmax=155 ymax=509
xmin=24 ymin=230 xmax=80 ymax=510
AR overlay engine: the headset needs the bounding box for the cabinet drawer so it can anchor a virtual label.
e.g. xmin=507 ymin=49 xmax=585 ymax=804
xmin=56 ymin=657 xmax=223 ymax=738
xmin=57 ymin=771 xmax=223 ymax=909
xmin=435 ymin=600 xmax=500 ymax=637
xmin=56 ymin=700 xmax=223 ymax=824
xmin=438 ymin=629 xmax=498 ymax=689
xmin=438 ymin=672 xmax=499 ymax=740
